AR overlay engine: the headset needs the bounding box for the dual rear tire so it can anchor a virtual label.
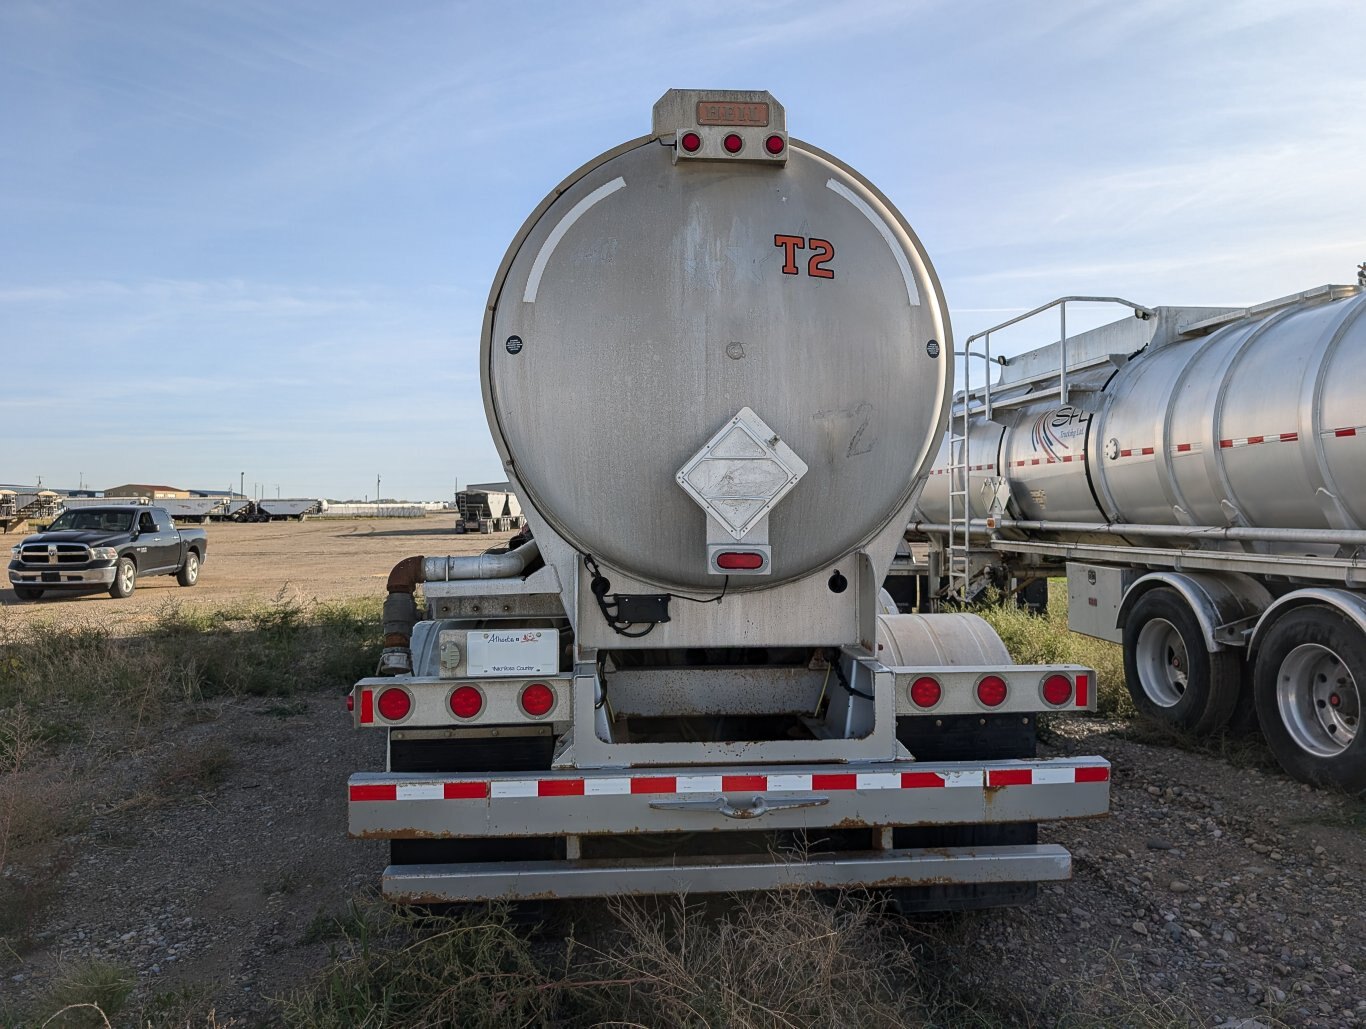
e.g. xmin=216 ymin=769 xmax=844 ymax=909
xmin=1122 ymin=588 xmax=1241 ymax=736
xmin=1124 ymin=589 xmax=1365 ymax=792
xmin=1252 ymin=607 xmax=1363 ymax=792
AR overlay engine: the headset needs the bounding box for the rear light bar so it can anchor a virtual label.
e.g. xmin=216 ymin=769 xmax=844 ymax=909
xmin=353 ymin=676 xmax=572 ymax=728
xmin=895 ymin=666 xmax=1095 ymax=716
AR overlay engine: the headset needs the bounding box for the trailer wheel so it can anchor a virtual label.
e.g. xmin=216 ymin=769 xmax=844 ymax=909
xmin=1123 ymin=588 xmax=1240 ymax=735
xmin=1253 ymin=606 xmax=1365 ymax=792
xmin=14 ymin=586 xmax=43 ymax=601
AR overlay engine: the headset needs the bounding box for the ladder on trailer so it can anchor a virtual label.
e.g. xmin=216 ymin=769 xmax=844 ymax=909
xmin=946 ymin=296 xmax=1155 ymax=603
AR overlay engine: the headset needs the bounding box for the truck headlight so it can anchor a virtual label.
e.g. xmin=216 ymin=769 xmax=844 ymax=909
xmin=90 ymin=547 xmax=118 ymax=562
xmin=9 ymin=545 xmax=18 ymax=560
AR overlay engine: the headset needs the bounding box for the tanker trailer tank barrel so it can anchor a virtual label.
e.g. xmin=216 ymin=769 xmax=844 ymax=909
xmin=910 ymin=519 xmax=1366 ymax=547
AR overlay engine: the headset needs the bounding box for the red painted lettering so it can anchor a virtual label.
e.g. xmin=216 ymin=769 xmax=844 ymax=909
xmin=774 ymin=234 xmax=804 ymax=275
xmin=807 ymin=238 xmax=835 ymax=279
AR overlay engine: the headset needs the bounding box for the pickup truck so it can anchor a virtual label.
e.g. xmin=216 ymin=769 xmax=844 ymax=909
xmin=8 ymin=506 xmax=207 ymax=600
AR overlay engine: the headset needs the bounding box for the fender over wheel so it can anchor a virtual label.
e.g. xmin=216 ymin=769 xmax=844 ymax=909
xmin=1122 ymin=588 xmax=1241 ymax=735
xmin=1253 ymin=606 xmax=1365 ymax=792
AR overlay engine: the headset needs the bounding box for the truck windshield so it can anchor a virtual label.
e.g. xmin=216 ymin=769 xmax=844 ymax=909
xmin=46 ymin=510 xmax=135 ymax=532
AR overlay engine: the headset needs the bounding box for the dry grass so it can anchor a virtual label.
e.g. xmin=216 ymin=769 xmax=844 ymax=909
xmin=0 ymin=599 xmax=381 ymax=949
xmin=279 ymin=893 xmax=967 ymax=1029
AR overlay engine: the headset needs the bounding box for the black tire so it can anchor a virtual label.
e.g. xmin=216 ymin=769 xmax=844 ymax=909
xmin=177 ymin=550 xmax=200 ymax=587
xmin=14 ymin=585 xmax=43 ymax=601
xmin=109 ymin=557 xmax=137 ymax=599
xmin=1252 ymin=606 xmax=1366 ymax=792
xmin=1122 ymin=588 xmax=1241 ymax=735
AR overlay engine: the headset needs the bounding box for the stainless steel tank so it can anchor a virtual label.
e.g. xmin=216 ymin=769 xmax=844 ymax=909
xmin=1092 ymin=291 xmax=1366 ymax=531
xmin=918 ymin=288 xmax=1366 ymax=536
xmin=483 ymin=91 xmax=951 ymax=591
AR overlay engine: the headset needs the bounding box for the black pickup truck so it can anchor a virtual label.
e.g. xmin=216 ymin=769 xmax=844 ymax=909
xmin=8 ymin=506 xmax=207 ymax=600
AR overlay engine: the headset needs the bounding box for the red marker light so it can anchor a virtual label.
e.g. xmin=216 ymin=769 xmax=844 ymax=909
xmin=1041 ymin=674 xmax=1073 ymax=706
xmin=716 ymin=551 xmax=764 ymax=570
xmin=909 ymin=676 xmax=942 ymax=708
xmin=521 ymin=682 xmax=555 ymax=717
xmin=680 ymin=131 xmax=701 ymax=153
xmin=976 ymin=675 xmax=1008 ymax=707
xmin=723 ymin=133 xmax=743 ymax=154
xmin=450 ymin=685 xmax=483 ymax=719
xmin=765 ymin=134 xmax=785 ymax=155
xmin=376 ymin=686 xmax=412 ymax=721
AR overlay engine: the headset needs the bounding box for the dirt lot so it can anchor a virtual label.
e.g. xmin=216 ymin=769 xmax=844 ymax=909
xmin=2 ymin=517 xmax=1364 ymax=1026
xmin=0 ymin=517 xmax=507 ymax=632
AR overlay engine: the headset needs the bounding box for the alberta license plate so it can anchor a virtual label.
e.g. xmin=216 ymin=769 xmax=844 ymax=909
xmin=466 ymin=629 xmax=558 ymax=677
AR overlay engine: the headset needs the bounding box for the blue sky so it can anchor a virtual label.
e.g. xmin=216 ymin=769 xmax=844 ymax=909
xmin=3 ymin=0 xmax=1363 ymax=499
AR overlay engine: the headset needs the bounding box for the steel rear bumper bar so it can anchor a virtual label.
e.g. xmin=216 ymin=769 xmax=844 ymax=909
xmin=349 ymin=756 xmax=1110 ymax=839
xmin=384 ymin=844 xmax=1074 ymax=903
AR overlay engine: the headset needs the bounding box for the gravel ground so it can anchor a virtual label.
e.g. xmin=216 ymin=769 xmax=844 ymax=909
xmin=5 ymin=707 xmax=1361 ymax=1026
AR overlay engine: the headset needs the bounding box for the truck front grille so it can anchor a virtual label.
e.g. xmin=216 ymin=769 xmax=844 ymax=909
xmin=19 ymin=544 xmax=92 ymax=565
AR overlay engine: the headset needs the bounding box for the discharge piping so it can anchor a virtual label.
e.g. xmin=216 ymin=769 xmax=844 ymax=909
xmin=423 ymin=540 xmax=541 ymax=582
xmin=379 ymin=540 xmax=542 ymax=676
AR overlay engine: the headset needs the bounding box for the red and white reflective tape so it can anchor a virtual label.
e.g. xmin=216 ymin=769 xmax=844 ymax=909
xmin=349 ymin=762 xmax=1110 ymax=803
xmin=1219 ymin=432 xmax=1298 ymax=449
xmin=1010 ymin=453 xmax=1083 ymax=468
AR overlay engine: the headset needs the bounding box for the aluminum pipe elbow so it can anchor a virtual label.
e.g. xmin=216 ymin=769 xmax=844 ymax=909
xmin=422 ymin=540 xmax=540 ymax=582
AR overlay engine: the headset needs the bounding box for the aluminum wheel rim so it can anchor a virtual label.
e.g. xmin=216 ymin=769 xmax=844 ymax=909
xmin=119 ymin=564 xmax=135 ymax=591
xmin=186 ymin=554 xmax=197 ymax=581
xmin=1276 ymin=643 xmax=1360 ymax=758
xmin=1135 ymin=618 xmax=1188 ymax=708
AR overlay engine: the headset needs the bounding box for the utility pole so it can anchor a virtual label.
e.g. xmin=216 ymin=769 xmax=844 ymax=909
xmin=240 ymin=471 xmax=244 ymax=499
xmin=376 ymin=474 xmax=381 ymax=503
xmin=276 ymin=484 xmax=280 ymax=499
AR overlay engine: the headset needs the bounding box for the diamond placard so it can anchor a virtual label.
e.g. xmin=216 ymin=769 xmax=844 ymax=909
xmin=676 ymin=407 xmax=808 ymax=539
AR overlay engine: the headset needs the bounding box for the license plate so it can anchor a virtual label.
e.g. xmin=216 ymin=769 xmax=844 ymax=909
xmin=466 ymin=630 xmax=559 ymax=677
xmin=695 ymin=101 xmax=769 ymax=127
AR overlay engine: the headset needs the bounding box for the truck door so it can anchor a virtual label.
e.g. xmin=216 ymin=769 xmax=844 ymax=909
xmin=136 ymin=510 xmax=178 ymax=572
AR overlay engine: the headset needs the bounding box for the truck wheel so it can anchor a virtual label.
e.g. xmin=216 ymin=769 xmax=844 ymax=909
xmin=14 ymin=586 xmax=43 ymax=600
xmin=1123 ymin=588 xmax=1240 ymax=735
xmin=1253 ymin=606 xmax=1365 ymax=792
xmin=177 ymin=550 xmax=200 ymax=587
xmin=109 ymin=557 xmax=137 ymax=599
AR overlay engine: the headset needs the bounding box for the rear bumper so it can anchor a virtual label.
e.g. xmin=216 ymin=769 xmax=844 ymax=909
xmin=384 ymin=844 xmax=1073 ymax=903
xmin=350 ymin=756 xmax=1109 ymax=900
xmin=9 ymin=563 xmax=116 ymax=588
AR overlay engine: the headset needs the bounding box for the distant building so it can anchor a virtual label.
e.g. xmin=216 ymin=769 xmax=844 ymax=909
xmin=104 ymin=483 xmax=191 ymax=500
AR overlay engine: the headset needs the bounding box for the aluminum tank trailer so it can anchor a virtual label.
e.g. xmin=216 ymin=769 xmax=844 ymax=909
xmin=910 ymin=275 xmax=1366 ymax=791
xmin=345 ymin=90 xmax=1110 ymax=906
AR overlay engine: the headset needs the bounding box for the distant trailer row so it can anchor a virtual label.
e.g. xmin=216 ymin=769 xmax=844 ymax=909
xmin=2 ymin=491 xmax=454 ymax=533
xmin=313 ymin=503 xmax=436 ymax=518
